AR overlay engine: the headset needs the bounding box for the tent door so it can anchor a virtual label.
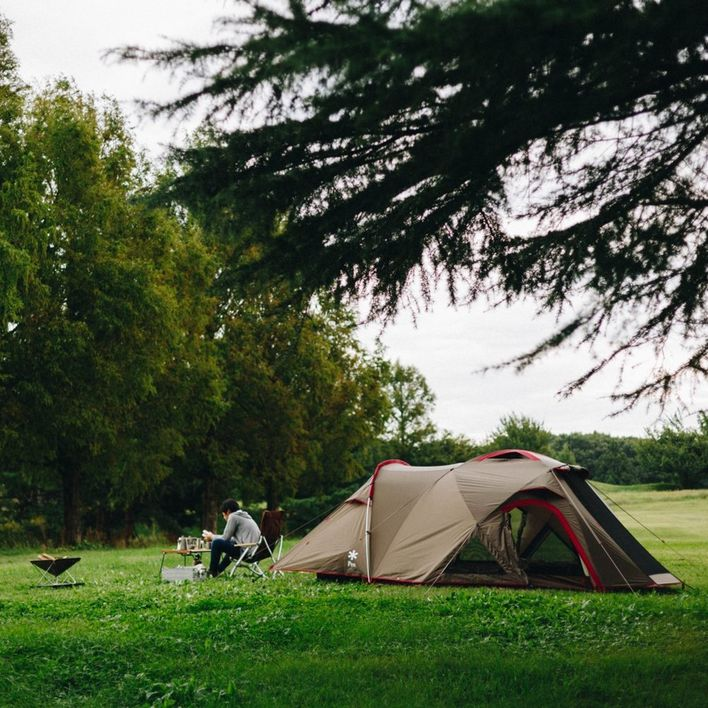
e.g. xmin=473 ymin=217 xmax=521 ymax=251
xmin=509 ymin=508 xmax=585 ymax=577
xmin=442 ymin=517 xmax=527 ymax=584
xmin=501 ymin=499 xmax=601 ymax=589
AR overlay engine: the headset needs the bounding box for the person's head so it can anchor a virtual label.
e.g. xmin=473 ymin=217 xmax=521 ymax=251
xmin=220 ymin=498 xmax=239 ymax=519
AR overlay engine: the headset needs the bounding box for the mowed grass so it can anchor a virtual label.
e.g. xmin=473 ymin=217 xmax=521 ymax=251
xmin=1 ymin=486 xmax=707 ymax=707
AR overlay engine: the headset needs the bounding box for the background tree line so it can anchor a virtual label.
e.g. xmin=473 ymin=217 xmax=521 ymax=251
xmin=281 ymin=386 xmax=708 ymax=534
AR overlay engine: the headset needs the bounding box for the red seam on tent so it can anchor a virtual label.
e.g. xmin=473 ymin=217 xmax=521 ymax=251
xmin=369 ymin=459 xmax=409 ymax=500
xmin=474 ymin=449 xmax=540 ymax=461
xmin=500 ymin=498 xmax=605 ymax=591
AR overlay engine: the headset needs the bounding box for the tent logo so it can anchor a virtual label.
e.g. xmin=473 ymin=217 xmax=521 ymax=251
xmin=347 ymin=549 xmax=358 ymax=570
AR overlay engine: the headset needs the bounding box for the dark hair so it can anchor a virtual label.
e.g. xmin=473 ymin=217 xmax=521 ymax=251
xmin=221 ymin=499 xmax=240 ymax=514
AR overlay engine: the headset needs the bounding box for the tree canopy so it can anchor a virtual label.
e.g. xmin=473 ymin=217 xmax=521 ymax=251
xmin=0 ymin=16 xmax=29 ymax=327
xmin=208 ymin=288 xmax=390 ymax=509
xmin=487 ymin=414 xmax=557 ymax=457
xmin=638 ymin=413 xmax=708 ymax=488
xmin=0 ymin=17 xmax=392 ymax=541
xmin=0 ymin=78 xmax=223 ymax=543
xmin=382 ymin=360 xmax=436 ymax=459
xmin=122 ymin=0 xmax=708 ymax=408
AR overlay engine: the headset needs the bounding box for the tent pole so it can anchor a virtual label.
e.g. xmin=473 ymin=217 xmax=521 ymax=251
xmin=364 ymin=459 xmax=408 ymax=583
xmin=365 ymin=498 xmax=372 ymax=583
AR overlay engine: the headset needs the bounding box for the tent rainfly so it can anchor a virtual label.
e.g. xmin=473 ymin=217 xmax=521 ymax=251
xmin=273 ymin=450 xmax=682 ymax=591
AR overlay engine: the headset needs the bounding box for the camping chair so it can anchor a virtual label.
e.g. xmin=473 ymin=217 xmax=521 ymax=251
xmin=30 ymin=554 xmax=84 ymax=588
xmin=228 ymin=510 xmax=285 ymax=579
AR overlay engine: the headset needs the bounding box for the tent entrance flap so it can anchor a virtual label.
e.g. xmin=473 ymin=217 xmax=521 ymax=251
xmin=561 ymin=473 xmax=671 ymax=577
xmin=510 ymin=508 xmax=585 ymax=578
xmin=502 ymin=499 xmax=602 ymax=590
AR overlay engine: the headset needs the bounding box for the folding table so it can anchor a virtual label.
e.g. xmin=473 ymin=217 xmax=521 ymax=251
xmin=159 ymin=547 xmax=211 ymax=580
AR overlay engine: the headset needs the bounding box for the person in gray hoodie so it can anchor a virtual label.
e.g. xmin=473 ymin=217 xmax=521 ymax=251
xmin=202 ymin=499 xmax=261 ymax=577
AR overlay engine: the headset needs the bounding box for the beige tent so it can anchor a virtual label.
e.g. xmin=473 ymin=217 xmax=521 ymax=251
xmin=274 ymin=450 xmax=682 ymax=591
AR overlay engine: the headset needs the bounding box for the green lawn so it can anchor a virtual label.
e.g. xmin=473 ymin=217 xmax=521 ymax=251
xmin=1 ymin=485 xmax=707 ymax=707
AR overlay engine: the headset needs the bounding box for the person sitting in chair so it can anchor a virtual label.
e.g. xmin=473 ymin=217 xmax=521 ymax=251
xmin=203 ymin=499 xmax=260 ymax=577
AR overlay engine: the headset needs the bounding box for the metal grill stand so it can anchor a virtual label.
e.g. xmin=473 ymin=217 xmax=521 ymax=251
xmin=30 ymin=556 xmax=84 ymax=588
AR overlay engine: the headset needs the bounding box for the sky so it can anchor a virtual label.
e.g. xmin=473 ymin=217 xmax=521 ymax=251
xmin=4 ymin=0 xmax=706 ymax=441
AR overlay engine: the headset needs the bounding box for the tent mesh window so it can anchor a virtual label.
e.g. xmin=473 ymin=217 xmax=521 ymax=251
xmin=512 ymin=509 xmax=584 ymax=576
xmin=447 ymin=537 xmax=504 ymax=576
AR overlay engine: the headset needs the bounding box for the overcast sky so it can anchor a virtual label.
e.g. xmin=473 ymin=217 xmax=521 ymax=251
xmin=4 ymin=1 xmax=706 ymax=441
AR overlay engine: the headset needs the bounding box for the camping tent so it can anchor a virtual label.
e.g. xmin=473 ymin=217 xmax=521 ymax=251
xmin=273 ymin=450 xmax=682 ymax=591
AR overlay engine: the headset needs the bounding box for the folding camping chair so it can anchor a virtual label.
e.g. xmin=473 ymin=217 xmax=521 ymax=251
xmin=30 ymin=554 xmax=84 ymax=588
xmin=228 ymin=510 xmax=285 ymax=579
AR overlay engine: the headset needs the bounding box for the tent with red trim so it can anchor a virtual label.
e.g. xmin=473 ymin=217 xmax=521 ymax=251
xmin=273 ymin=449 xmax=682 ymax=591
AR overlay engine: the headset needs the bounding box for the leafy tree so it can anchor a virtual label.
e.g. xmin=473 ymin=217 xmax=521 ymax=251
xmin=0 ymin=83 xmax=217 ymax=543
xmin=123 ymin=0 xmax=708 ymax=408
xmin=0 ymin=16 xmax=31 ymax=327
xmin=637 ymin=414 xmax=708 ymax=488
xmin=486 ymin=413 xmax=556 ymax=457
xmin=553 ymin=431 xmax=642 ymax=484
xmin=382 ymin=361 xmax=436 ymax=461
xmin=103 ymin=226 xmax=224 ymax=541
xmin=410 ymin=431 xmax=481 ymax=466
xmin=180 ymin=287 xmax=389 ymax=513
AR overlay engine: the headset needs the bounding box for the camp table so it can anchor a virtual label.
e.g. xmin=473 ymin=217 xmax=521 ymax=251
xmin=159 ymin=547 xmax=212 ymax=580
xmin=30 ymin=556 xmax=84 ymax=588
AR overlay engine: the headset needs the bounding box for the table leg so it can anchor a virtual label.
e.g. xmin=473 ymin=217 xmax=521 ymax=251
xmin=159 ymin=552 xmax=167 ymax=580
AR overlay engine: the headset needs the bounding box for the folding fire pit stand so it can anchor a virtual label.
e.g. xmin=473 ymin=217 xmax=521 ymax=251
xmin=30 ymin=557 xmax=84 ymax=588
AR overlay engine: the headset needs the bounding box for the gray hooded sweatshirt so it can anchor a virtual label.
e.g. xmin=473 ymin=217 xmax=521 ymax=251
xmin=216 ymin=510 xmax=261 ymax=549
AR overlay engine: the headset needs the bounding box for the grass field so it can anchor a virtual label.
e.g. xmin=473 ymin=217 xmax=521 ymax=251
xmin=1 ymin=485 xmax=707 ymax=707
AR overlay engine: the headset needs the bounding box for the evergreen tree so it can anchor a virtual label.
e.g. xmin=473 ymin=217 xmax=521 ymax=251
xmin=122 ymin=0 xmax=708 ymax=408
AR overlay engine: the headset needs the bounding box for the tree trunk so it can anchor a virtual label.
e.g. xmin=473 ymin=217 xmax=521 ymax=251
xmin=201 ymin=473 xmax=219 ymax=531
xmin=94 ymin=506 xmax=108 ymax=544
xmin=119 ymin=507 xmax=135 ymax=547
xmin=265 ymin=480 xmax=280 ymax=511
xmin=61 ymin=466 xmax=81 ymax=546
